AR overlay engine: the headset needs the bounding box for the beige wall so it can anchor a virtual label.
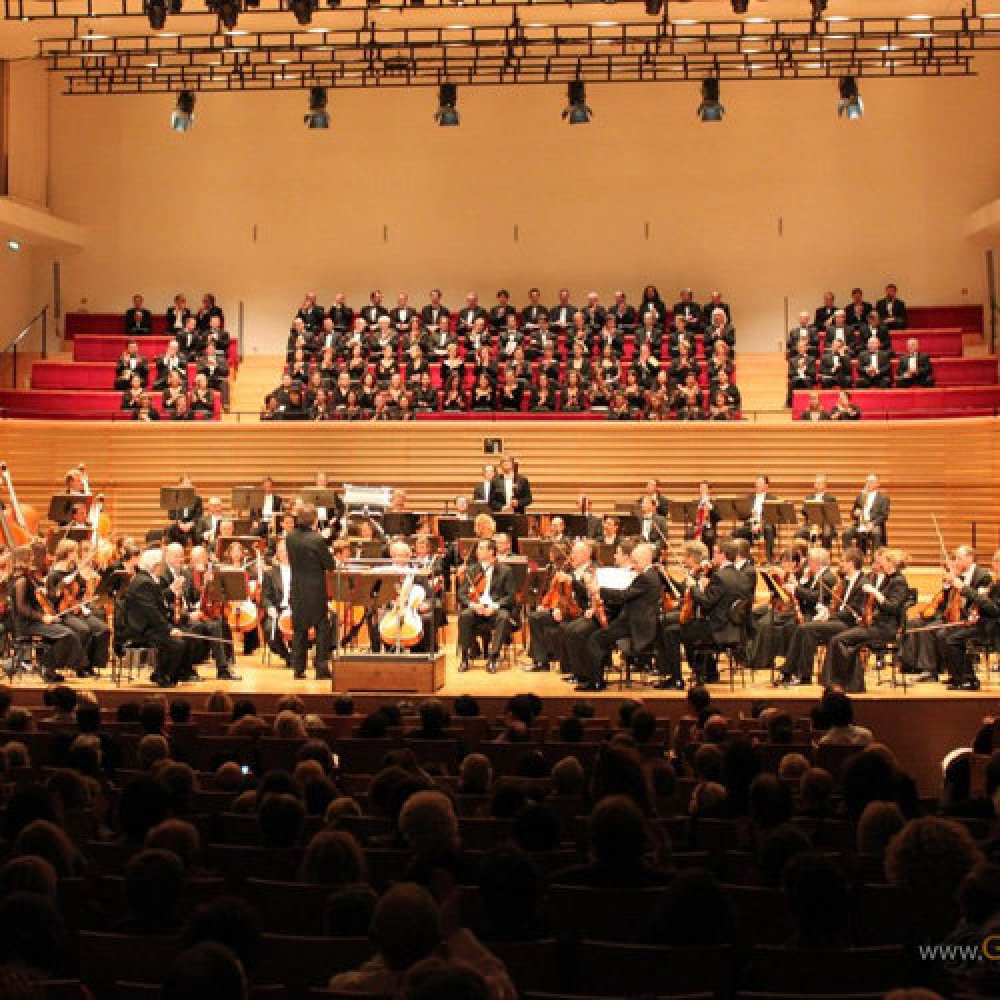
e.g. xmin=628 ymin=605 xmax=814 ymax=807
xmin=7 ymin=61 xmax=49 ymax=207
xmin=46 ymin=57 xmax=1000 ymax=353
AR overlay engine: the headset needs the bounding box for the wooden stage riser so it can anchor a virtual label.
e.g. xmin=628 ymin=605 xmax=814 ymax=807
xmin=6 ymin=681 xmax=989 ymax=796
xmin=5 ymin=419 xmax=999 ymax=564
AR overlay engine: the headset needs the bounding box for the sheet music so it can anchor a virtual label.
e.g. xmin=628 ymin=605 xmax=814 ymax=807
xmin=595 ymin=567 xmax=636 ymax=590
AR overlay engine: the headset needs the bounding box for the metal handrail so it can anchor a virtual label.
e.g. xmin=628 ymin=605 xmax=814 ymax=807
xmin=1 ymin=306 xmax=49 ymax=388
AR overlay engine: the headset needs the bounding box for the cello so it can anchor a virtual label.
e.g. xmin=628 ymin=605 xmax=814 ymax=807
xmin=0 ymin=462 xmax=40 ymax=546
xmin=378 ymin=570 xmax=426 ymax=649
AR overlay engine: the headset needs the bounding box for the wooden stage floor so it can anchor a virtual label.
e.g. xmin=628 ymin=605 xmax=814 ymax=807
xmin=7 ymin=645 xmax=998 ymax=795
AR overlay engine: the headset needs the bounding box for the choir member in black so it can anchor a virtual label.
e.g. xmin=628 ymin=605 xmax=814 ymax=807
xmin=536 ymin=344 xmax=560 ymax=384
xmin=489 ymin=290 xmax=516 ymax=333
xmin=842 ymin=474 xmax=890 ymax=553
xmin=589 ymin=373 xmax=612 ymax=411
xmin=734 ymin=475 xmax=778 ymax=561
xmin=442 ymin=376 xmax=466 ymax=412
xmin=746 ymin=547 xmax=809 ymax=672
xmin=120 ymin=548 xmax=197 ymax=687
xmin=421 ymin=289 xmax=450 ymax=333
xmin=786 ymin=341 xmax=817 ymax=405
xmin=204 ymin=315 xmax=231 ymax=356
xmin=579 ymin=542 xmax=662 ymax=692
xmin=825 ymin=310 xmax=854 ymax=353
xmin=830 ymin=390 xmax=862 ymax=421
xmin=456 ymin=293 xmax=487 ymax=335
xmin=638 ymin=285 xmax=667 ymax=330
xmin=779 ymin=547 xmax=867 ymax=686
xmin=703 ymin=291 xmax=731 ymax=325
xmin=856 ymin=336 xmax=892 ymax=388
xmin=389 ymin=293 xmax=416 ymax=336
xmin=44 ymin=545 xmax=106 ymax=674
xmin=856 ymin=311 xmax=891 ymax=354
xmin=562 ymin=373 xmax=586 ymax=413
xmin=199 ymin=497 xmax=225 ymax=549
xmin=895 ymin=337 xmax=934 ymax=388
xmin=471 ymin=374 xmax=494 ymax=412
xmin=154 ymin=340 xmax=187 ymax=390
xmin=115 ymin=341 xmax=149 ymax=390
xmin=496 ymin=371 xmax=522 ymax=413
xmin=176 ymin=316 xmax=204 ymax=359
xmin=942 ymin=548 xmax=1000 ymax=690
xmin=548 ymin=288 xmax=576 ymax=331
xmin=356 ymin=370 xmax=378 ymax=408
xmin=195 ymin=292 xmax=223 ymax=332
xmin=198 ymin=344 xmax=230 ymax=406
xmin=609 ymin=290 xmax=637 ymax=333
xmin=295 ymin=291 xmax=325 ymax=331
xmin=441 ymin=342 xmax=465 ymax=385
xmin=528 ymin=314 xmax=558 ymax=360
xmin=594 ymin=316 xmax=624 ymax=359
xmin=124 ymin=293 xmax=153 ymax=337
xmin=412 ymin=373 xmax=438 ymax=413
xmin=528 ymin=539 xmax=593 ymax=673
xmin=521 ymin=288 xmax=548 ymax=331
xmin=667 ymin=344 xmax=698 ymax=388
xmin=582 ymin=292 xmax=606 ymax=332
xmin=608 ymin=392 xmax=633 ymax=421
xmin=457 ymin=538 xmax=517 ymax=673
xmin=121 ymin=374 xmax=146 ymax=413
xmin=190 ymin=374 xmax=215 ymax=415
xmin=827 ymin=547 xmax=910 ymax=692
xmin=359 ymin=290 xmax=388 ymax=330
xmin=632 ymin=342 xmax=660 ymax=390
xmin=672 ymin=289 xmax=702 ymax=331
xmin=634 ymin=313 xmax=662 ymax=355
xmin=704 ymin=308 xmax=736 ymax=355
xmin=799 ymin=392 xmax=829 ymax=423
xmin=845 ymin=287 xmax=873 ymax=329
xmin=680 ymin=539 xmax=756 ymax=684
xmin=814 ymin=291 xmax=837 ymax=333
xmin=329 ymin=292 xmax=353 ymax=333
xmin=132 ymin=394 xmax=159 ymax=422
xmin=787 ymin=311 xmax=819 ymax=357
xmin=160 ymin=543 xmax=235 ymax=680
xmin=877 ymin=283 xmax=907 ymax=330
xmin=286 ymin=504 xmax=334 ymax=680
xmin=165 ymin=293 xmax=190 ymax=336
xmin=819 ymin=339 xmax=852 ymax=389
xmin=166 ymin=476 xmax=203 ymax=548
xmin=691 ymin=481 xmax=721 ymax=555
xmin=490 ymin=456 xmax=532 ymax=513
xmin=902 ymin=545 xmax=990 ymax=683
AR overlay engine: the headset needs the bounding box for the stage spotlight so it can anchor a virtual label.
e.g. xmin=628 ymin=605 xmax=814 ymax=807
xmin=290 ymin=0 xmax=315 ymax=25
xmin=208 ymin=0 xmax=240 ymax=30
xmin=145 ymin=0 xmax=167 ymax=30
xmin=837 ymin=75 xmax=864 ymax=119
xmin=697 ymin=77 xmax=724 ymax=121
xmin=644 ymin=0 xmax=663 ymax=14
xmin=731 ymin=0 xmax=749 ymax=12
xmin=434 ymin=83 xmax=460 ymax=125
xmin=562 ymin=80 xmax=592 ymax=124
xmin=304 ymin=86 xmax=330 ymax=128
xmin=171 ymin=90 xmax=196 ymax=132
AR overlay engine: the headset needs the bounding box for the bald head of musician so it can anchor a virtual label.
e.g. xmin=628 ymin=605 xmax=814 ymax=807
xmin=952 ymin=544 xmax=976 ymax=576
xmin=65 ymin=467 xmax=87 ymax=494
xmin=753 ymin=475 xmax=769 ymax=495
xmin=474 ymin=514 xmax=496 ymax=540
xmin=295 ymin=504 xmax=318 ymax=531
xmin=630 ymin=542 xmax=656 ymax=573
xmin=138 ymin=548 xmax=164 ymax=577
xmin=494 ymin=534 xmax=512 ymax=558
xmin=390 ymin=490 xmax=407 ymax=512
xmin=206 ymin=497 xmax=223 ymax=519
xmin=812 ymin=474 xmax=828 ymax=496
xmin=389 ymin=540 xmax=412 ymax=567
xmin=570 ymin=539 xmax=593 ymax=571
xmin=806 ymin=546 xmax=831 ymax=577
xmin=164 ymin=542 xmax=186 ymax=574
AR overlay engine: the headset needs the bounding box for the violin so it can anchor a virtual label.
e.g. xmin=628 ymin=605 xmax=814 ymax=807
xmin=540 ymin=571 xmax=582 ymax=622
xmin=678 ymin=561 xmax=711 ymax=626
xmin=467 ymin=568 xmax=488 ymax=604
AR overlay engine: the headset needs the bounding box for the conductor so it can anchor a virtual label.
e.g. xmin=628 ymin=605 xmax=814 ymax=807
xmin=286 ymin=503 xmax=335 ymax=680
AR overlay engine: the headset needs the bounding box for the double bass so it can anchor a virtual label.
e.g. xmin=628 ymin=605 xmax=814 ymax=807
xmin=0 ymin=462 xmax=40 ymax=546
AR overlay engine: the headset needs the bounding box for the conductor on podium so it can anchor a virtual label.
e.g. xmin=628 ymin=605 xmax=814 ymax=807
xmin=286 ymin=503 xmax=334 ymax=680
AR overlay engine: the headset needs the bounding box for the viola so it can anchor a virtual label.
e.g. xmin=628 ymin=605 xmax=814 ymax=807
xmin=540 ymin=571 xmax=581 ymax=622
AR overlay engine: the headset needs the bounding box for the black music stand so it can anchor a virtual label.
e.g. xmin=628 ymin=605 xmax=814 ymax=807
xmin=48 ymin=495 xmax=87 ymax=525
xmin=384 ymin=512 xmax=419 ymax=537
xmin=518 ymin=538 xmax=556 ymax=566
xmin=803 ymin=500 xmax=842 ymax=548
xmin=301 ymin=488 xmax=339 ymax=509
xmin=493 ymin=513 xmax=530 ymax=541
xmin=561 ymin=514 xmax=592 ymax=539
xmin=217 ymin=536 xmax=261 ymax=558
xmin=160 ymin=486 xmax=195 ymax=513
xmin=231 ymin=487 xmax=264 ymax=513
xmin=45 ymin=526 xmax=89 ymax=553
xmin=437 ymin=518 xmax=474 ymax=546
xmin=669 ymin=500 xmax=699 ymax=539
xmin=96 ymin=570 xmax=129 ymax=599
xmin=617 ymin=515 xmax=641 ymax=537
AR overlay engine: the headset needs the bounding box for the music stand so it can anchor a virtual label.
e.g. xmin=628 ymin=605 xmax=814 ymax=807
xmin=669 ymin=500 xmax=699 ymax=538
xmin=384 ymin=512 xmax=419 ymax=538
xmin=301 ymin=488 xmax=339 ymax=509
xmin=561 ymin=514 xmax=592 ymax=539
xmin=231 ymin=487 xmax=264 ymax=513
xmin=492 ymin=513 xmax=530 ymax=540
xmin=613 ymin=501 xmax=640 ymax=514
xmin=469 ymin=502 xmax=492 ymax=516
xmin=45 ymin=526 xmax=89 ymax=553
xmin=437 ymin=517 xmax=473 ymax=545
xmin=518 ymin=538 xmax=555 ymax=565
xmin=617 ymin=515 xmax=641 ymax=537
xmin=160 ymin=486 xmax=195 ymax=513
xmin=804 ymin=500 xmax=842 ymax=541
xmin=47 ymin=495 xmax=83 ymax=525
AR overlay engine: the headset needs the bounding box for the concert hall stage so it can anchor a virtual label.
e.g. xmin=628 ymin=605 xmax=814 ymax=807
xmin=6 ymin=649 xmax=996 ymax=796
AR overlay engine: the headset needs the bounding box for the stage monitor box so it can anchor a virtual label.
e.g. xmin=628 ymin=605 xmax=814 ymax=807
xmin=333 ymin=652 xmax=446 ymax=693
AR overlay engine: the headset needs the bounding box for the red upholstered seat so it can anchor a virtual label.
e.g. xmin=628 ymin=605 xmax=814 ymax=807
xmin=907 ymin=304 xmax=983 ymax=334
xmin=791 ymin=386 xmax=1000 ymax=419
xmin=72 ymin=331 xmax=239 ymax=369
xmin=889 ymin=328 xmax=963 ymax=356
xmin=30 ymin=360 xmax=197 ymax=390
xmin=0 ymin=388 xmax=221 ymax=419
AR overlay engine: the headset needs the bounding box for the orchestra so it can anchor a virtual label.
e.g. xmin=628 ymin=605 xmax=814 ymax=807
xmin=0 ymin=456 xmax=995 ymax=698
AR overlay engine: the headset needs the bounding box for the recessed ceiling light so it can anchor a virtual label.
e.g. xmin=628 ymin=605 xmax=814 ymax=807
xmin=905 ymin=14 xmax=931 ymax=19
xmin=158 ymin=31 xmax=179 ymax=37
xmin=673 ymin=19 xmax=698 ymax=25
xmin=7 ymin=240 xmax=21 ymax=252
xmin=525 ymin=22 xmax=547 ymax=27
xmin=86 ymin=33 xmax=109 ymax=39
xmin=144 ymin=61 xmax=158 ymax=67
xmin=307 ymin=27 xmax=327 ymax=33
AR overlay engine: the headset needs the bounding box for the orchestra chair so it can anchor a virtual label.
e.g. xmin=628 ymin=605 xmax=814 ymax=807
xmin=608 ymin=635 xmax=657 ymax=689
xmin=110 ymin=639 xmax=157 ymax=687
xmin=965 ymin=621 xmax=999 ymax=684
xmin=691 ymin=598 xmax=753 ymax=691
xmin=4 ymin=615 xmax=48 ymax=684
xmin=866 ymin=587 xmax=918 ymax=693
